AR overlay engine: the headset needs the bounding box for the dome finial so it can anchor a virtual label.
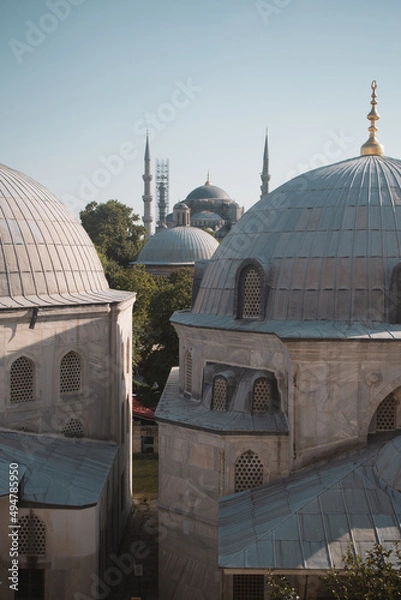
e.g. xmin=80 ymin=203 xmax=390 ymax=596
xmin=205 ymin=170 xmax=211 ymax=185
xmin=360 ymin=80 xmax=385 ymax=156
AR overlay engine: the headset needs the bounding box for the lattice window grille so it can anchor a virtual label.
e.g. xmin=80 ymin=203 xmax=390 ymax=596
xmin=60 ymin=351 xmax=81 ymax=394
xmin=235 ymin=450 xmax=263 ymax=493
xmin=252 ymin=377 xmax=272 ymax=413
xmin=242 ymin=268 xmax=261 ymax=319
xmin=10 ymin=356 xmax=35 ymax=404
xmin=19 ymin=514 xmax=46 ymax=555
xmin=212 ymin=376 xmax=227 ymax=411
xmin=233 ymin=574 xmax=264 ymax=600
xmin=376 ymin=396 xmax=396 ymax=431
xmin=185 ymin=351 xmax=192 ymax=394
xmin=62 ymin=418 xmax=84 ymax=438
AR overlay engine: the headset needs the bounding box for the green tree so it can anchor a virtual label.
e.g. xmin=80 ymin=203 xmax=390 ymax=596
xmin=322 ymin=543 xmax=401 ymax=599
xmin=141 ymin=268 xmax=193 ymax=390
xmin=80 ymin=200 xmax=145 ymax=267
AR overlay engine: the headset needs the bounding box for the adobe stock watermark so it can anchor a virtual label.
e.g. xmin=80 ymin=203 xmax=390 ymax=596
xmin=284 ymin=128 xmax=355 ymax=181
xmin=256 ymin=0 xmax=295 ymax=26
xmin=9 ymin=0 xmax=86 ymax=65
xmin=61 ymin=77 xmax=203 ymax=213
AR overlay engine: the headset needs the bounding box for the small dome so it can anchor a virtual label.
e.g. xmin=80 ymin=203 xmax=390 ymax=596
xmin=0 ymin=163 xmax=127 ymax=308
xmin=136 ymin=226 xmax=219 ymax=266
xmin=193 ymin=155 xmax=401 ymax=323
xmin=185 ymin=184 xmax=231 ymax=202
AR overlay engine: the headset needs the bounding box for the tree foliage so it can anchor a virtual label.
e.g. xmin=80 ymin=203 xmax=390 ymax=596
xmin=80 ymin=200 xmax=145 ymax=267
xmin=140 ymin=268 xmax=193 ymax=390
xmin=322 ymin=543 xmax=401 ymax=599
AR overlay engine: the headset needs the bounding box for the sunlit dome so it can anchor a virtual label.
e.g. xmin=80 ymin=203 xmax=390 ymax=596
xmin=136 ymin=225 xmax=219 ymax=266
xmin=193 ymin=155 xmax=401 ymax=323
xmin=0 ymin=163 xmax=129 ymax=308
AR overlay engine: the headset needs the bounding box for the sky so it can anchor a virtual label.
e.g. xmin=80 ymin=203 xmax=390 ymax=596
xmin=1 ymin=0 xmax=401 ymax=231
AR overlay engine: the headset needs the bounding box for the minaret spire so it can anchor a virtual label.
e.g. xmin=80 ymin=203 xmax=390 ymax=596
xmin=142 ymin=131 xmax=153 ymax=240
xmin=260 ymin=129 xmax=270 ymax=198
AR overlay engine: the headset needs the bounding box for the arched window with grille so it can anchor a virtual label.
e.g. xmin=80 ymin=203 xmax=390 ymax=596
xmin=19 ymin=513 xmax=46 ymax=555
xmin=236 ymin=263 xmax=265 ymax=320
xmin=62 ymin=417 xmax=84 ymax=438
xmin=184 ymin=350 xmax=192 ymax=395
xmin=10 ymin=356 xmax=35 ymax=404
xmin=212 ymin=375 xmax=228 ymax=411
xmin=60 ymin=351 xmax=81 ymax=394
xmin=234 ymin=450 xmax=264 ymax=492
xmin=376 ymin=395 xmax=396 ymax=432
xmin=252 ymin=376 xmax=280 ymax=414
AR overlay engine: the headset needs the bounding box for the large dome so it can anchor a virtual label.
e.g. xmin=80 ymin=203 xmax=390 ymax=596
xmin=136 ymin=226 xmax=219 ymax=266
xmin=193 ymin=155 xmax=401 ymax=324
xmin=0 ymin=163 xmax=128 ymax=308
xmin=185 ymin=183 xmax=231 ymax=201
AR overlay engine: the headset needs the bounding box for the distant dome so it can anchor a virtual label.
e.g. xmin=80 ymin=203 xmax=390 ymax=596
xmin=185 ymin=183 xmax=231 ymax=201
xmin=193 ymin=155 xmax=401 ymax=323
xmin=136 ymin=226 xmax=219 ymax=266
xmin=191 ymin=211 xmax=225 ymax=222
xmin=0 ymin=163 xmax=126 ymax=308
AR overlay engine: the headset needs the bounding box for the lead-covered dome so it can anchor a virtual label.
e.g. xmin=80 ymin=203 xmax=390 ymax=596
xmin=0 ymin=163 xmax=128 ymax=308
xmin=193 ymin=155 xmax=401 ymax=323
xmin=185 ymin=183 xmax=231 ymax=201
xmin=136 ymin=225 xmax=219 ymax=266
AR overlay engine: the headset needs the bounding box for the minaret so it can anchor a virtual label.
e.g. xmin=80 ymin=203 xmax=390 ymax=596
xmin=142 ymin=132 xmax=153 ymax=240
xmin=260 ymin=129 xmax=271 ymax=198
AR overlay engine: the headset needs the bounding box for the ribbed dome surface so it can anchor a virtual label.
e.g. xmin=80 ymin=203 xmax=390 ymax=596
xmin=0 ymin=163 xmax=119 ymax=308
xmin=185 ymin=184 xmax=231 ymax=201
xmin=193 ymin=155 xmax=401 ymax=322
xmin=136 ymin=226 xmax=219 ymax=265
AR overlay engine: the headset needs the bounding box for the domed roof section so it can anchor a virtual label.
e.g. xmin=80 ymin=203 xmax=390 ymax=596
xmin=191 ymin=211 xmax=225 ymax=222
xmin=0 ymin=163 xmax=128 ymax=308
xmin=136 ymin=226 xmax=219 ymax=266
xmin=185 ymin=180 xmax=231 ymax=202
xmin=193 ymin=155 xmax=401 ymax=323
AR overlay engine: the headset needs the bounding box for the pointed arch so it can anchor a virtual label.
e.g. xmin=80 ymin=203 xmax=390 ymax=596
xmin=10 ymin=356 xmax=35 ymax=403
xmin=212 ymin=375 xmax=228 ymax=411
xmin=235 ymin=260 xmax=268 ymax=320
xmin=60 ymin=350 xmax=82 ymax=394
xmin=19 ymin=513 xmax=46 ymax=555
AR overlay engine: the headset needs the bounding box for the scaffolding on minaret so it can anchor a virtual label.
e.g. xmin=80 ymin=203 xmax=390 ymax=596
xmin=156 ymin=159 xmax=170 ymax=229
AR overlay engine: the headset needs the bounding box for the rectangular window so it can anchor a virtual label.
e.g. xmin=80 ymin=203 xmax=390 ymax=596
xmin=16 ymin=568 xmax=45 ymax=600
xmin=233 ymin=574 xmax=264 ymax=600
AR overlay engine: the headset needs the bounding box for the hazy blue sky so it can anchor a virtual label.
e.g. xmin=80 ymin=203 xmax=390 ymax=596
xmin=1 ymin=0 xmax=401 ymax=228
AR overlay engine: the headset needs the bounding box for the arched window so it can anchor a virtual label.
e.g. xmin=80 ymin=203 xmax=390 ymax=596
xmin=212 ymin=375 xmax=227 ymax=411
xmin=252 ymin=376 xmax=280 ymax=414
xmin=234 ymin=450 xmax=263 ymax=492
xmin=376 ymin=395 xmax=396 ymax=431
xmin=62 ymin=418 xmax=84 ymax=438
xmin=184 ymin=350 xmax=192 ymax=395
xmin=19 ymin=513 xmax=46 ymax=555
xmin=237 ymin=265 xmax=263 ymax=319
xmin=60 ymin=351 xmax=81 ymax=394
xmin=10 ymin=356 xmax=35 ymax=403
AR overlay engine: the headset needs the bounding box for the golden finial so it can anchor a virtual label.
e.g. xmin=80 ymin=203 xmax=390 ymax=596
xmin=360 ymin=80 xmax=385 ymax=156
xmin=205 ymin=170 xmax=211 ymax=185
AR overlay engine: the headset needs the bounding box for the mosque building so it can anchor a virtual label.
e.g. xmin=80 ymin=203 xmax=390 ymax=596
xmin=0 ymin=164 xmax=134 ymax=599
xmin=155 ymin=82 xmax=401 ymax=599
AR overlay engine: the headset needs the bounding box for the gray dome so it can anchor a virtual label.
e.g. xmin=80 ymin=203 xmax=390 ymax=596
xmin=185 ymin=183 xmax=231 ymax=201
xmin=136 ymin=226 xmax=219 ymax=266
xmin=191 ymin=211 xmax=225 ymax=222
xmin=193 ymin=155 xmax=401 ymax=323
xmin=0 ymin=163 xmax=127 ymax=308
